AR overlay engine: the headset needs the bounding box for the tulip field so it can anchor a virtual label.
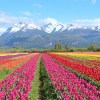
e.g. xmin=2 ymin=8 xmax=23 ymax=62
xmin=0 ymin=52 xmax=100 ymax=100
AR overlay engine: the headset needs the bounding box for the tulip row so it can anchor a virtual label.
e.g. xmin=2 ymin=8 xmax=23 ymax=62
xmin=89 ymin=60 xmax=100 ymax=70
xmin=56 ymin=53 xmax=100 ymax=69
xmin=0 ymin=54 xmax=9 ymax=56
xmin=0 ymin=54 xmax=34 ymax=71
xmin=55 ymin=52 xmax=100 ymax=70
xmin=43 ymin=54 xmax=100 ymax=100
xmin=59 ymin=52 xmax=100 ymax=60
xmin=0 ymin=54 xmax=40 ymax=99
xmin=28 ymin=56 xmax=41 ymax=100
xmin=0 ymin=59 xmax=13 ymax=65
xmin=66 ymin=54 xmax=100 ymax=70
xmin=48 ymin=53 xmax=100 ymax=81
xmin=0 ymin=53 xmax=28 ymax=61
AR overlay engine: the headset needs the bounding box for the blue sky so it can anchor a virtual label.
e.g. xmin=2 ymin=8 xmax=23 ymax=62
xmin=0 ymin=0 xmax=100 ymax=33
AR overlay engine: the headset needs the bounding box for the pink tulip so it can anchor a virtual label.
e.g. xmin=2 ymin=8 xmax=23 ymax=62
xmin=0 ymin=92 xmax=5 ymax=99
xmin=43 ymin=54 xmax=100 ymax=100
xmin=0 ymin=54 xmax=41 ymax=99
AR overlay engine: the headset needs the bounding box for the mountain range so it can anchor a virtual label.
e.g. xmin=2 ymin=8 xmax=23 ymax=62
xmin=0 ymin=22 xmax=100 ymax=48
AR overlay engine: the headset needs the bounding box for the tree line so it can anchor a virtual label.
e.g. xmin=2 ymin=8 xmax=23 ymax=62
xmin=0 ymin=44 xmax=100 ymax=53
xmin=54 ymin=43 xmax=100 ymax=52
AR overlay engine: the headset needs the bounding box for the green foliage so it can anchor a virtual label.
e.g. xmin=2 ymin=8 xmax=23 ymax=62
xmin=65 ymin=43 xmax=69 ymax=51
xmin=54 ymin=43 xmax=63 ymax=51
xmin=68 ymin=47 xmax=87 ymax=52
xmin=39 ymin=58 xmax=58 ymax=100
xmin=87 ymin=44 xmax=100 ymax=51
xmin=0 ymin=64 xmax=22 ymax=81
xmin=0 ymin=43 xmax=100 ymax=53
xmin=0 ymin=69 xmax=10 ymax=81
xmin=9 ymin=46 xmax=25 ymax=53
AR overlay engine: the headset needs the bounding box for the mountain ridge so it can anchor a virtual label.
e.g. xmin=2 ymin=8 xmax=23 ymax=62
xmin=0 ymin=22 xmax=100 ymax=48
xmin=3 ymin=22 xmax=100 ymax=34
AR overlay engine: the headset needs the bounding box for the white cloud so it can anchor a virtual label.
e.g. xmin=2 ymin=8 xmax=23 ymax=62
xmin=0 ymin=11 xmax=6 ymax=16
xmin=0 ymin=28 xmax=6 ymax=35
xmin=1 ymin=11 xmax=100 ymax=27
xmin=0 ymin=12 xmax=59 ymax=27
xmin=91 ymin=0 xmax=96 ymax=4
xmin=33 ymin=3 xmax=42 ymax=8
xmin=0 ymin=12 xmax=34 ymax=25
xmin=73 ymin=18 xmax=100 ymax=26
xmin=43 ymin=17 xmax=58 ymax=25
xmin=23 ymin=11 xmax=40 ymax=17
xmin=23 ymin=11 xmax=32 ymax=16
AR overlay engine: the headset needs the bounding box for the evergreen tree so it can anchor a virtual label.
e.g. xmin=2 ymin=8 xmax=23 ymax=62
xmin=54 ymin=43 xmax=58 ymax=50
xmin=65 ymin=43 xmax=68 ymax=51
xmin=59 ymin=43 xmax=62 ymax=50
xmin=54 ymin=43 xmax=63 ymax=50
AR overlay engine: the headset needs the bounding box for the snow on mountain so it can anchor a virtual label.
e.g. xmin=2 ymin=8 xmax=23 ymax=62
xmin=0 ymin=28 xmax=7 ymax=36
xmin=5 ymin=22 xmax=41 ymax=33
xmin=55 ymin=24 xmax=67 ymax=31
xmin=27 ymin=24 xmax=41 ymax=30
xmin=5 ymin=22 xmax=26 ymax=33
xmin=42 ymin=23 xmax=68 ymax=33
xmin=55 ymin=24 xmax=63 ymax=31
xmin=92 ymin=26 xmax=100 ymax=31
xmin=3 ymin=22 xmax=100 ymax=34
xmin=22 ymin=23 xmax=41 ymax=31
xmin=65 ymin=24 xmax=88 ymax=30
xmin=67 ymin=24 xmax=81 ymax=30
xmin=42 ymin=23 xmax=56 ymax=33
xmin=42 ymin=23 xmax=89 ymax=33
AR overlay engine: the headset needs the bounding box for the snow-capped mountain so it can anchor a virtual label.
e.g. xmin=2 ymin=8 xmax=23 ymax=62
xmin=3 ymin=22 xmax=100 ymax=34
xmin=6 ymin=22 xmax=41 ymax=33
xmin=42 ymin=23 xmax=57 ymax=33
xmin=65 ymin=24 xmax=88 ymax=30
xmin=0 ymin=22 xmax=100 ymax=48
xmin=92 ymin=26 xmax=100 ymax=31
xmin=41 ymin=23 xmax=89 ymax=33
xmin=6 ymin=22 xmax=26 ymax=33
xmin=41 ymin=23 xmax=68 ymax=33
xmin=21 ymin=23 xmax=41 ymax=31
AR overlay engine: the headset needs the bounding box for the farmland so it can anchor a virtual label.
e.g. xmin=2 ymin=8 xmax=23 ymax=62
xmin=0 ymin=52 xmax=100 ymax=100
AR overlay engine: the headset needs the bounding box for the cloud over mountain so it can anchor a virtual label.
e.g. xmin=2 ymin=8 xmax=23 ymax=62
xmin=0 ymin=28 xmax=6 ymax=35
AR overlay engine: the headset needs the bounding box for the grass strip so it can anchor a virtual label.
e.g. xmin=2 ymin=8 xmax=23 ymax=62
xmin=28 ymin=56 xmax=41 ymax=100
xmin=39 ymin=57 xmax=58 ymax=100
